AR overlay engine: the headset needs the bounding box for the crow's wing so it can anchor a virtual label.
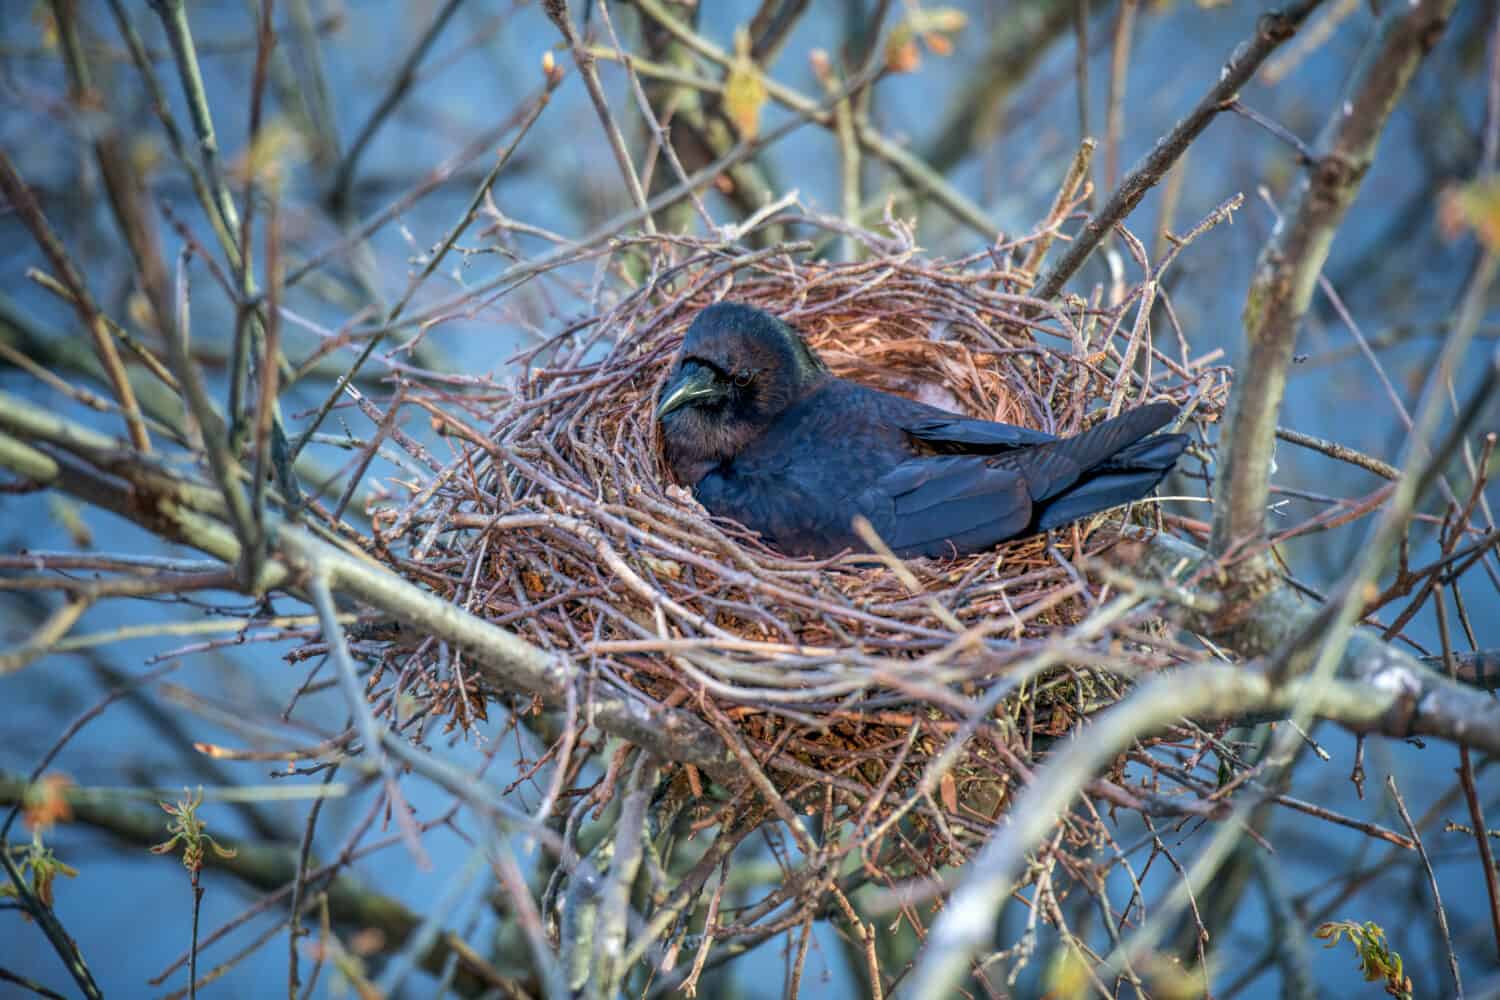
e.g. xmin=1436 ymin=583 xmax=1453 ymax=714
xmin=856 ymin=455 xmax=1033 ymax=558
xmin=902 ymin=415 xmax=1057 ymax=452
xmin=993 ymin=402 xmax=1179 ymax=502
xmin=907 ymin=402 xmax=1178 ymax=464
xmin=858 ymin=403 xmax=1184 ymax=557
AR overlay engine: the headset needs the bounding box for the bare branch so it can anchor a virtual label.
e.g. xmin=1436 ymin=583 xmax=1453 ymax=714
xmin=893 ymin=652 xmax=1498 ymax=997
xmin=1388 ymin=775 xmax=1463 ymax=997
xmin=0 ymin=153 xmax=152 ymax=452
xmin=1033 ymin=0 xmax=1326 ymax=300
xmin=0 ymin=773 xmax=518 ymax=998
xmin=327 ymin=0 xmax=467 ymax=212
xmin=1212 ymin=0 xmax=1459 ymax=558
xmin=0 ymin=390 xmax=736 ymax=781
xmin=543 ymin=0 xmax=656 ymax=233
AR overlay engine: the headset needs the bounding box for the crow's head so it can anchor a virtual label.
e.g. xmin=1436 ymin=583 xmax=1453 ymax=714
xmin=657 ymin=302 xmax=827 ymax=484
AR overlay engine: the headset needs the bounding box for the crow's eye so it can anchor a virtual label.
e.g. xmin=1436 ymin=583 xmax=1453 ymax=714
xmin=733 ymin=370 xmax=755 ymax=388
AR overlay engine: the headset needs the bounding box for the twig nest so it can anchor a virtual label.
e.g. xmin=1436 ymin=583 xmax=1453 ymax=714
xmin=380 ymin=231 xmax=1224 ymax=808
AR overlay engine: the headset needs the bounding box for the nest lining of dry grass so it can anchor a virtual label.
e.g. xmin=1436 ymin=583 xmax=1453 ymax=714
xmin=363 ymin=223 xmax=1229 ymax=850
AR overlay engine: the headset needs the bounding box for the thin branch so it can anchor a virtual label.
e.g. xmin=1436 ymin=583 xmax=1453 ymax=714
xmin=1225 ymin=99 xmax=1317 ymax=165
xmin=1104 ymin=0 xmax=1138 ymax=192
xmin=307 ymin=572 xmax=428 ymax=867
xmin=51 ymin=0 xmax=174 ymax=447
xmin=327 ymin=0 xmax=467 ymax=211
xmin=812 ymin=53 xmax=860 ymax=261
xmin=1387 ymin=775 xmax=1463 ymax=998
xmin=104 ymin=0 xmax=236 ymax=263
xmin=288 ymin=72 xmax=560 ymax=463
xmin=165 ymin=254 xmax=261 ymax=584
xmin=749 ymin=0 xmax=811 ymax=66
xmin=0 ymin=967 xmax=69 ymax=1000
xmin=543 ymin=0 xmax=655 ymax=233
xmin=0 ymin=846 xmax=102 ymax=1000
xmin=284 ymin=104 xmax=534 ymax=288
xmin=148 ymin=0 xmax=301 ymax=515
xmin=1033 ymin=0 xmax=1327 ymax=300
xmin=148 ymin=0 xmax=244 ymax=259
xmin=0 ymin=597 xmax=89 ymax=676
xmin=1274 ymin=425 xmax=1401 ymax=480
xmin=1021 ymin=138 xmax=1096 ymax=280
xmin=0 ymin=153 xmax=152 ymax=452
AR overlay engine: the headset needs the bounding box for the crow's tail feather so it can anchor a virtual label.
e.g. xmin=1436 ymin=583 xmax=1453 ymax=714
xmin=1092 ymin=430 xmax=1189 ymax=473
xmin=1033 ymin=470 xmax=1170 ymax=531
xmin=1033 ymin=428 xmax=1188 ymax=531
xmin=1009 ymin=402 xmax=1179 ymax=503
xmin=1043 ymin=401 xmax=1178 ymax=472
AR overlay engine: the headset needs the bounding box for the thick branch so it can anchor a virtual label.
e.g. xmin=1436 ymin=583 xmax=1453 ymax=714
xmin=1125 ymin=531 xmax=1500 ymax=743
xmin=0 ymin=393 xmax=736 ymax=783
xmin=1211 ymin=0 xmax=1458 ymax=557
xmin=898 ymin=523 xmax=1500 ymax=996
xmin=897 ymin=651 xmax=1491 ymax=998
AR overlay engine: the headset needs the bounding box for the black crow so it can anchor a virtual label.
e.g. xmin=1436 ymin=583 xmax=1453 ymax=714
xmin=657 ymin=302 xmax=1188 ymax=558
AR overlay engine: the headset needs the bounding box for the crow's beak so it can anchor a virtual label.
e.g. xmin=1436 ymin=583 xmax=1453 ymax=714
xmin=656 ymin=363 xmax=723 ymax=418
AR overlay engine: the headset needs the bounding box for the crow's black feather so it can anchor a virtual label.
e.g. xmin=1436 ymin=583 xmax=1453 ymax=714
xmin=658 ymin=303 xmax=1188 ymax=558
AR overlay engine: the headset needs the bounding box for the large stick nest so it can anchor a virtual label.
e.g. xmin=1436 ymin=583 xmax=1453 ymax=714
xmin=369 ymin=222 xmax=1228 ymax=856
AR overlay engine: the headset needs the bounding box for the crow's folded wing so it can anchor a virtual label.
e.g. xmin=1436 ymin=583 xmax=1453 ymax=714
xmin=856 ymin=455 xmax=1033 ymax=558
xmin=902 ymin=415 xmax=1057 ymax=452
xmin=991 ymin=401 xmax=1180 ymax=501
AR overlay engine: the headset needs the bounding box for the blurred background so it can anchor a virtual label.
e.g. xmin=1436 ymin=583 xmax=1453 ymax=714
xmin=1 ymin=0 xmax=1496 ymax=996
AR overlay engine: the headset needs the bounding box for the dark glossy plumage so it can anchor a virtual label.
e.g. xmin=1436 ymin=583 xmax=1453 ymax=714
xmin=657 ymin=303 xmax=1188 ymax=558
